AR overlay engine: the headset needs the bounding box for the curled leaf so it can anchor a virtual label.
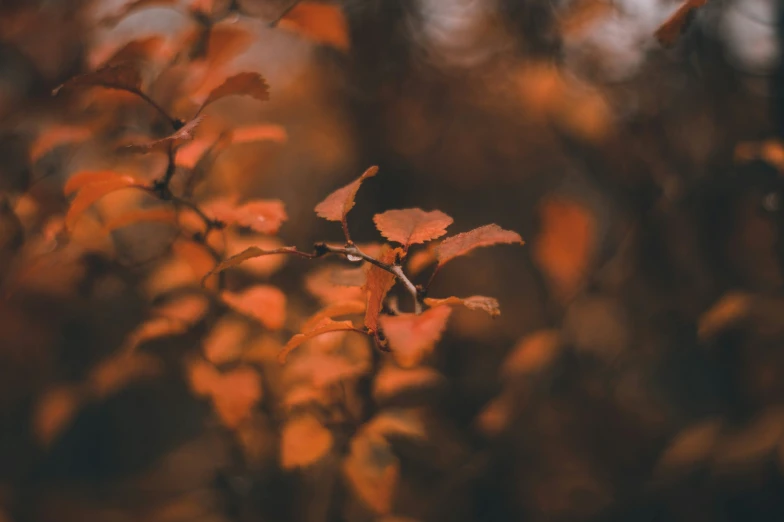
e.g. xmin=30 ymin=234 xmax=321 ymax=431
xmin=373 ymin=208 xmax=453 ymax=247
xmin=435 ymin=224 xmax=523 ymax=269
xmin=315 ymin=166 xmax=378 ymax=222
xmin=423 ymin=295 xmax=500 ymax=317
xmin=198 ymin=72 xmax=270 ymax=114
xmin=379 ymin=306 xmax=452 ymax=368
xmin=103 ymin=207 xmax=176 ymax=232
xmin=279 ymin=319 xmax=357 ymax=363
xmin=281 ymin=414 xmax=334 ymax=469
xmin=277 ymin=1 xmax=350 ymax=51
xmin=221 ymin=285 xmax=287 ymax=330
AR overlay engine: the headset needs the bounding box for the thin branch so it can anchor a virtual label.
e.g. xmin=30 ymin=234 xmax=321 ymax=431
xmin=268 ymin=0 xmax=302 ymax=27
xmin=129 ymin=88 xmax=179 ymax=129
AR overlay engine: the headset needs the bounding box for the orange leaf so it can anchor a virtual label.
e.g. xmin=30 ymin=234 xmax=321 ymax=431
xmin=65 ymin=179 xmax=140 ymax=231
xmin=230 ymin=124 xmax=288 ymax=144
xmin=435 ymin=224 xmax=524 ymax=268
xmin=279 ymin=319 xmax=357 ymax=363
xmin=302 ymin=300 xmax=367 ymax=332
xmin=172 ymin=238 xmax=217 ymax=280
xmin=221 ymin=285 xmax=287 ymax=330
xmin=364 ymin=248 xmax=397 ymax=332
xmin=124 ymin=116 xmax=204 ymax=153
xmin=198 ymin=72 xmax=270 ymax=113
xmin=280 ymin=414 xmax=334 ymax=469
xmin=423 ymin=295 xmax=500 ymax=317
xmin=379 ymin=306 xmax=452 ymax=368
xmin=286 ymin=352 xmax=370 ymax=388
xmin=532 ymin=197 xmax=596 ymax=301
xmin=278 ymin=1 xmax=350 ymax=51
xmin=207 ymin=198 xmax=287 ymax=234
xmin=64 ymin=170 xmax=138 ymax=196
xmin=30 ymin=124 xmax=92 ymax=163
xmin=343 ymin=434 xmax=398 ymax=514
xmin=187 ymin=359 xmax=222 ymax=396
xmin=501 ymin=330 xmax=561 ymax=378
xmin=211 ymin=367 xmax=263 ymax=429
xmin=103 ymin=207 xmax=176 ymax=232
xmin=88 ymin=351 xmax=161 ymax=399
xmin=305 ymin=265 xmax=366 ymax=304
xmin=406 ymin=244 xmax=438 ymax=275
xmin=373 ymin=208 xmax=453 ymax=247
xmin=224 ymin=234 xmax=289 ymax=278
xmin=153 ymin=293 xmax=211 ymax=324
xmin=314 ymin=165 xmax=378 ymax=222
xmin=33 ymin=386 xmax=84 ymax=446
xmin=53 ymin=62 xmax=142 ymax=95
xmin=98 ymin=36 xmax=172 ymax=67
xmin=373 ymin=365 xmax=443 ymax=402
xmin=203 ymin=316 xmax=249 ymax=364
xmin=205 ymin=245 xmax=301 ymax=280
xmin=175 ymin=137 xmax=214 ymax=169
xmin=654 ymin=0 xmax=709 ymax=47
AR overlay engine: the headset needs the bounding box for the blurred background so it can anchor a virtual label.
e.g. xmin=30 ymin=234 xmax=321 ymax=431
xmin=0 ymin=0 xmax=783 ymax=521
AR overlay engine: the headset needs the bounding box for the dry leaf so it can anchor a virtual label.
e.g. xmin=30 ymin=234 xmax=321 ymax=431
xmin=153 ymin=293 xmax=211 ymax=325
xmin=124 ymin=317 xmax=189 ymax=350
xmin=343 ymin=434 xmax=398 ymax=514
xmin=65 ymin=178 xmax=140 ymax=231
xmin=532 ymin=197 xmax=596 ymax=301
xmin=103 ymin=207 xmax=176 ymax=232
xmin=53 ymin=62 xmax=142 ymax=95
xmin=206 ymin=198 xmax=287 ymax=234
xmin=221 ymin=285 xmax=287 ymax=330
xmin=33 ymin=386 xmax=84 ymax=446
xmin=279 ymin=319 xmax=357 ymax=363
xmin=364 ymin=248 xmax=397 ymax=332
xmin=423 ymin=295 xmax=500 ymax=317
xmin=435 ymin=224 xmax=523 ymax=269
xmin=379 ymin=306 xmax=452 ymax=368
xmin=172 ymin=238 xmax=217 ymax=280
xmin=198 ymin=72 xmax=269 ymax=113
xmin=365 ymin=409 xmax=427 ymax=440
xmin=278 ymin=1 xmax=350 ymax=51
xmin=314 ymin=166 xmax=378 ymax=222
xmin=654 ymin=0 xmax=709 ymax=47
xmin=230 ymin=123 xmax=288 ymax=144
xmin=373 ymin=208 xmax=453 ymax=247
xmin=501 ymin=330 xmax=561 ymax=378
xmin=280 ymin=414 xmax=333 ymax=469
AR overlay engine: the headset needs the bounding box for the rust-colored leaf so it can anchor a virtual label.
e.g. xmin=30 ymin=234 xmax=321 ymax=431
xmin=305 ymin=265 xmax=366 ymax=304
xmin=33 ymin=385 xmax=84 ymax=446
xmin=343 ymin=434 xmax=398 ymax=514
xmin=30 ymin=124 xmax=92 ymax=163
xmin=198 ymin=72 xmax=269 ymax=113
xmin=654 ymin=0 xmax=709 ymax=47
xmin=103 ymin=207 xmax=176 ymax=232
xmin=302 ymin=300 xmax=367 ymax=332
xmin=187 ymin=360 xmax=262 ymax=429
xmin=230 ymin=123 xmax=288 ymax=144
xmin=373 ymin=208 xmax=453 ymax=247
xmin=125 ymin=116 xmax=204 ymax=153
xmin=98 ymin=36 xmax=172 ymax=68
xmin=279 ymin=319 xmax=357 ymax=363
xmin=203 ymin=316 xmax=249 ymax=364
xmin=207 ymin=198 xmax=287 ymax=234
xmin=65 ymin=178 xmax=140 ymax=231
xmin=153 ymin=293 xmax=211 ymax=324
xmin=379 ymin=306 xmax=452 ymax=368
xmin=280 ymin=414 xmax=333 ymax=469
xmin=501 ymin=330 xmax=562 ymax=378
xmin=172 ymin=238 xmax=217 ymax=280
xmin=221 ymin=285 xmax=287 ymax=330
xmin=406 ymin=244 xmax=438 ymax=275
xmin=286 ymin=351 xmax=370 ymax=388
xmin=532 ymin=197 xmax=596 ymax=301
xmin=373 ymin=365 xmax=443 ymax=402
xmin=364 ymin=248 xmax=397 ymax=332
xmin=655 ymin=419 xmax=722 ymax=474
xmin=423 ymin=295 xmax=500 ymax=317
xmin=88 ymin=351 xmax=161 ymax=399
xmin=64 ymin=170 xmax=138 ymax=196
xmin=278 ymin=1 xmax=350 ymax=51
xmin=315 ymin=166 xmax=378 ymax=222
xmin=205 ymin=245 xmax=302 ymax=280
xmin=225 ymin=234 xmax=289 ymax=278
xmin=435 ymin=224 xmax=524 ymax=268
xmin=698 ymin=292 xmax=752 ymax=340
xmin=53 ymin=62 xmax=142 ymax=95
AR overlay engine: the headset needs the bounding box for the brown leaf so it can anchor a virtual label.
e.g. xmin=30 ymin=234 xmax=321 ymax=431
xmin=124 ymin=317 xmax=189 ymax=350
xmin=532 ymin=197 xmax=596 ymax=301
xmin=172 ymin=238 xmax=218 ymax=280
xmin=224 ymin=234 xmax=289 ymax=278
xmin=435 ymin=224 xmax=523 ymax=269
xmin=153 ymin=294 xmax=211 ymax=324
xmin=281 ymin=414 xmax=333 ymax=469
xmin=364 ymin=248 xmax=397 ymax=332
xmin=655 ymin=419 xmax=722 ymax=475
xmin=187 ymin=360 xmax=262 ymax=428
xmin=125 ymin=116 xmax=204 ymax=153
xmin=53 ymin=62 xmax=142 ymax=95
xmin=343 ymin=434 xmax=398 ymax=514
xmin=30 ymin=124 xmax=93 ymax=163
xmin=315 ymin=166 xmax=378 ymax=222
xmin=279 ymin=319 xmax=357 ymax=363
xmin=205 ymin=245 xmax=302 ymax=280
xmin=88 ymin=351 xmax=162 ymax=398
xmin=221 ymin=285 xmax=287 ymax=330
xmin=654 ymin=0 xmax=709 ymax=47
xmin=698 ymin=292 xmax=752 ymax=340
xmin=501 ymin=330 xmax=561 ymax=378
xmin=64 ymin=170 xmax=139 ymax=196
xmin=379 ymin=306 xmax=452 ymax=368
xmin=302 ymin=300 xmax=367 ymax=332
xmin=278 ymin=1 xmax=350 ymax=51
xmin=99 ymin=36 xmax=172 ymax=68
xmin=206 ymin=198 xmax=287 ymax=234
xmin=103 ymin=207 xmax=176 ymax=232
xmin=198 ymin=72 xmax=269 ymax=113
xmin=373 ymin=209 xmax=453 ymax=247
xmin=66 ymin=178 xmax=140 ymax=231
xmin=423 ymin=295 xmax=500 ymax=317
xmin=33 ymin=386 xmax=85 ymax=446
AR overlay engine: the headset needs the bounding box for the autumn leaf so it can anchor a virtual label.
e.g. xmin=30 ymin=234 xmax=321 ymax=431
xmin=224 ymin=234 xmax=289 ymax=278
xmin=206 ymin=198 xmax=287 ymax=234
xmin=205 ymin=245 xmax=303 ymax=281
xmin=203 ymin=316 xmax=249 ymax=364
xmin=435 ymin=224 xmax=523 ymax=269
xmin=230 ymin=123 xmax=288 ymax=144
xmin=343 ymin=434 xmax=398 ymax=514
xmin=172 ymin=238 xmax=218 ymax=281
xmin=365 ymin=409 xmax=427 ymax=441
xmin=655 ymin=419 xmax=722 ymax=475
xmin=654 ymin=0 xmax=709 ymax=47
xmin=501 ymin=330 xmax=561 ymax=378
xmin=30 ymin=124 xmax=93 ymax=163
xmin=364 ymin=248 xmax=397 ymax=332
xmin=88 ymin=351 xmax=162 ymax=399
xmin=314 ymin=166 xmax=378 ymax=235
xmin=197 ymin=72 xmax=269 ymax=114
xmin=423 ymin=295 xmax=500 ymax=317
xmin=278 ymin=319 xmax=357 ymax=363
xmin=406 ymin=244 xmax=438 ymax=275
xmin=124 ymin=116 xmax=204 ymax=153
xmin=100 ymin=0 xmax=180 ymax=25
xmin=187 ymin=360 xmax=262 ymax=429
xmin=65 ymin=178 xmax=141 ymax=231
xmin=373 ymin=208 xmax=453 ymax=247
xmin=33 ymin=385 xmax=85 ymax=446
xmin=277 ymin=1 xmax=350 ymax=51
xmin=98 ymin=36 xmax=173 ymax=68
xmin=305 ymin=265 xmax=366 ymax=304
xmin=153 ymin=293 xmax=211 ymax=324
xmin=379 ymin=306 xmax=452 ymax=368
xmin=64 ymin=170 xmax=139 ymax=196
xmin=532 ymin=197 xmax=596 ymax=301
xmin=286 ymin=352 xmax=371 ymax=388
xmin=221 ymin=285 xmax=287 ymax=330
xmin=280 ymin=414 xmax=333 ymax=469
xmin=698 ymin=292 xmax=752 ymax=339
xmin=373 ymin=365 xmax=443 ymax=403
xmin=103 ymin=207 xmax=176 ymax=232
xmin=53 ymin=62 xmax=142 ymax=95
xmin=302 ymin=300 xmax=367 ymax=332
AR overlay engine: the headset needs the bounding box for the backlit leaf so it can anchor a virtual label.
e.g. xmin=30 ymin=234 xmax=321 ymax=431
xmin=314 ymin=166 xmax=378 ymax=222
xmin=379 ymin=306 xmax=452 ymax=368
xmin=205 ymin=245 xmax=302 ymax=280
xmin=64 ymin=170 xmax=138 ymax=196
xmin=103 ymin=207 xmax=176 ymax=232
xmin=230 ymin=123 xmax=288 ymax=144
xmin=435 ymin=224 xmax=523 ymax=269
xmin=278 ymin=1 xmax=350 ymax=51
xmin=373 ymin=208 xmax=453 ymax=247
xmin=305 ymin=265 xmax=366 ymax=304
xmin=286 ymin=352 xmax=370 ymax=388
xmin=654 ymin=0 xmax=709 ymax=47
xmin=221 ymin=285 xmax=287 ymax=330
xmin=302 ymin=300 xmax=367 ymax=332
xmin=198 ymin=72 xmax=269 ymax=113
xmin=279 ymin=319 xmax=356 ymax=363
xmin=53 ymin=62 xmax=142 ymax=95
xmin=364 ymin=247 xmax=397 ymax=332
xmin=206 ymin=198 xmax=287 ymax=234
xmin=280 ymin=414 xmax=333 ymax=469
xmin=423 ymin=295 xmax=500 ymax=317
xmin=66 ymin=179 xmax=140 ymax=231
xmin=406 ymin=244 xmax=438 ymax=275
